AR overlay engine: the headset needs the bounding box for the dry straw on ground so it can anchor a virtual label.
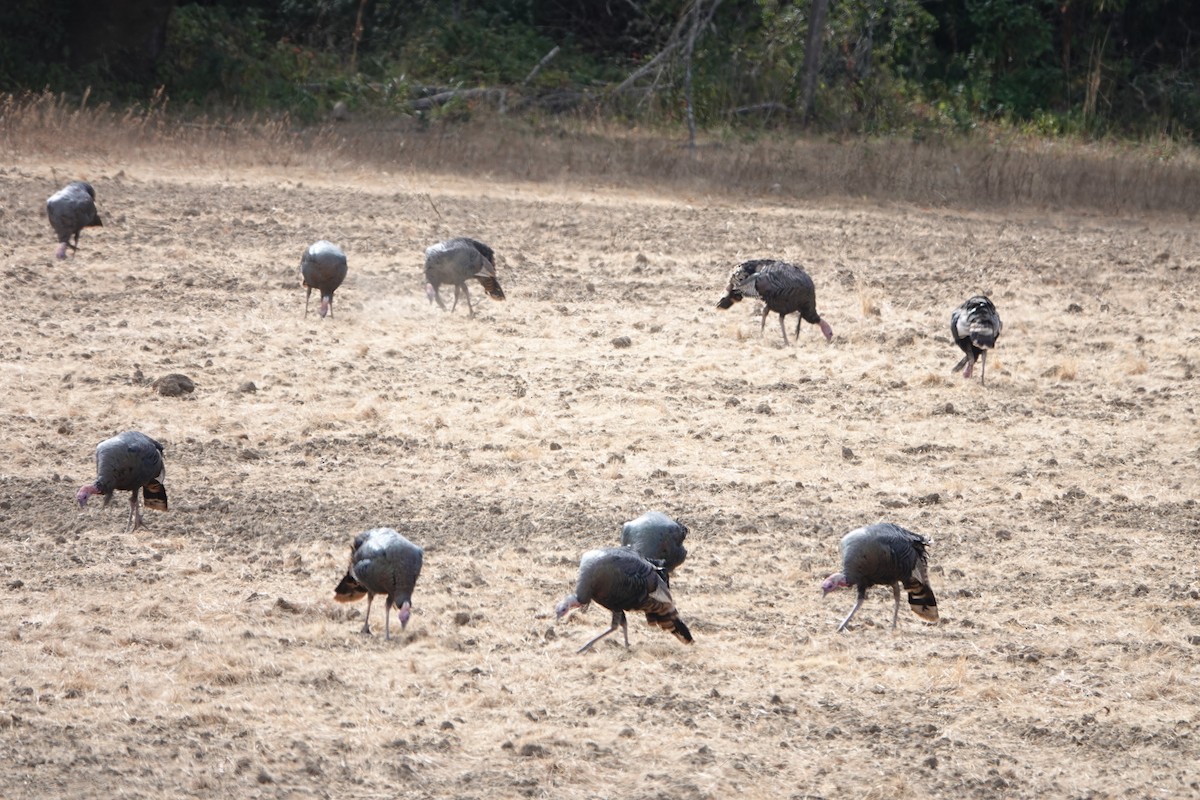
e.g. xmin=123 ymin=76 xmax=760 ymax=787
xmin=5 ymin=91 xmax=1200 ymax=214
xmin=0 ymin=101 xmax=1198 ymax=799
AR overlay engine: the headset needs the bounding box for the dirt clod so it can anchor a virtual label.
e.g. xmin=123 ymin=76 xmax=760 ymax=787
xmin=151 ymin=373 xmax=195 ymax=396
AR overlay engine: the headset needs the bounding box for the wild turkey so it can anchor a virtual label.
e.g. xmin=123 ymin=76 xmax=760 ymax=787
xmin=951 ymin=295 xmax=1002 ymax=384
xmin=333 ymin=528 xmax=424 ymax=640
xmin=75 ymin=431 xmax=168 ymax=531
xmin=47 ymin=181 xmax=103 ymax=260
xmin=620 ymin=511 xmax=688 ymax=575
xmin=300 ymin=240 xmax=348 ymax=318
xmin=555 ymin=546 xmax=693 ymax=653
xmin=716 ymin=259 xmax=833 ymax=346
xmin=424 ymin=237 xmax=505 ymax=316
xmin=821 ymin=522 xmax=939 ymax=632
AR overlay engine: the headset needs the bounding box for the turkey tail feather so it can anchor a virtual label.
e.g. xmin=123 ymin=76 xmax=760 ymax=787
xmin=142 ymin=480 xmax=168 ymax=512
xmin=334 ymin=572 xmax=368 ymax=603
xmin=477 ymin=276 xmax=505 ymax=300
xmin=951 ymin=354 xmax=971 ymax=374
xmin=969 ymin=324 xmax=999 ymax=349
xmin=904 ymin=578 xmax=939 ymax=622
xmin=646 ymin=610 xmax=694 ymax=644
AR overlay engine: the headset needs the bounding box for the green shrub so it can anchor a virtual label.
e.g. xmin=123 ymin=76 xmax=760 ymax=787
xmin=159 ymin=4 xmax=327 ymax=115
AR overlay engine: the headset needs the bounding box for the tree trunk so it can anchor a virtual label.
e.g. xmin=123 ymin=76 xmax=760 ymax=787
xmin=350 ymin=0 xmax=369 ymax=72
xmin=683 ymin=0 xmax=702 ymax=151
xmin=799 ymin=0 xmax=830 ymax=126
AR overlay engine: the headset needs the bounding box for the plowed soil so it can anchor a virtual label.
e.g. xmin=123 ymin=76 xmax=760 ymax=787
xmin=1 ymin=147 xmax=1198 ymax=800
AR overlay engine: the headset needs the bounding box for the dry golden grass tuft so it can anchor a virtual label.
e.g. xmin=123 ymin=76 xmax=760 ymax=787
xmin=857 ymin=278 xmax=883 ymax=317
xmin=6 ymin=91 xmax=1200 ymax=214
xmin=1051 ymin=359 xmax=1079 ymax=380
xmin=0 ymin=112 xmax=1198 ymax=800
xmin=1123 ymin=356 xmax=1149 ymax=375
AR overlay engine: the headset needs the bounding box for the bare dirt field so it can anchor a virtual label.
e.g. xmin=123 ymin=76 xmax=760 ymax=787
xmin=1 ymin=137 xmax=1198 ymax=799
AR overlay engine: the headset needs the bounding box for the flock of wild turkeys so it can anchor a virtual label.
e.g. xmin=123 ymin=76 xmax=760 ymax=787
xmin=58 ymin=177 xmax=1002 ymax=648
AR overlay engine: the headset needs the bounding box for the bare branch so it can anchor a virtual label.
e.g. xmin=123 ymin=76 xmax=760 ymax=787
xmin=732 ymin=102 xmax=793 ymax=117
xmin=615 ymin=39 xmax=683 ymax=94
xmin=411 ymin=88 xmax=503 ymax=111
xmin=614 ymin=6 xmax=693 ymax=94
xmin=523 ymin=46 xmax=561 ymax=87
xmin=424 ymin=193 xmax=444 ymax=224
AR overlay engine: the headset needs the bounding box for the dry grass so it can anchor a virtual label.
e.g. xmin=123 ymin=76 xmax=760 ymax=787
xmin=0 ymin=91 xmax=342 ymax=172
xmin=1050 ymin=359 xmax=1078 ymax=380
xmin=856 ymin=278 xmax=884 ymax=318
xmin=0 ymin=111 xmax=1199 ymax=800
xmin=6 ymin=91 xmax=1200 ymax=215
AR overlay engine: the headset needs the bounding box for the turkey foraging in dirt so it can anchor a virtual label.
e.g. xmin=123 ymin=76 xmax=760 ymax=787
xmin=555 ymin=546 xmax=693 ymax=653
xmin=716 ymin=259 xmax=833 ymax=345
xmin=300 ymin=240 xmax=348 ymax=318
xmin=76 ymin=431 xmax=168 ymax=531
xmin=47 ymin=181 xmax=103 ymax=260
xmin=951 ymin=295 xmax=1002 ymax=384
xmin=620 ymin=511 xmax=688 ymax=575
xmin=821 ymin=522 xmax=938 ymax=632
xmin=333 ymin=528 xmax=424 ymax=640
xmin=424 ymin=237 xmax=505 ymax=316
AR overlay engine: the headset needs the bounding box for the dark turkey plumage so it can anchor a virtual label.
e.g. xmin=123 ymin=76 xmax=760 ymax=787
xmin=47 ymin=181 xmax=103 ymax=260
xmin=716 ymin=259 xmax=833 ymax=345
xmin=424 ymin=237 xmax=505 ymax=316
xmin=821 ymin=522 xmax=938 ymax=632
xmin=300 ymin=240 xmax=348 ymax=318
xmin=951 ymin=295 xmax=1002 ymax=384
xmin=555 ymin=546 xmax=693 ymax=653
xmin=75 ymin=431 xmax=168 ymax=531
xmin=620 ymin=511 xmax=688 ymax=575
xmin=333 ymin=528 xmax=424 ymax=640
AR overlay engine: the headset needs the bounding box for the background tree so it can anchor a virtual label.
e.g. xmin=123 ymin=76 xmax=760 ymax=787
xmin=2 ymin=0 xmax=1199 ymax=140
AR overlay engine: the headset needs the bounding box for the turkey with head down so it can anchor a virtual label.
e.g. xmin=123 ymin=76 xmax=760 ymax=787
xmin=424 ymin=237 xmax=505 ymax=316
xmin=76 ymin=431 xmax=168 ymax=531
xmin=620 ymin=511 xmax=688 ymax=576
xmin=717 ymin=259 xmax=833 ymax=346
xmin=300 ymin=240 xmax=348 ymax=318
xmin=950 ymin=295 xmax=1002 ymax=385
xmin=47 ymin=181 xmax=103 ymax=260
xmin=333 ymin=528 xmax=424 ymax=640
xmin=556 ymin=546 xmax=693 ymax=654
xmin=821 ymin=522 xmax=938 ymax=632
